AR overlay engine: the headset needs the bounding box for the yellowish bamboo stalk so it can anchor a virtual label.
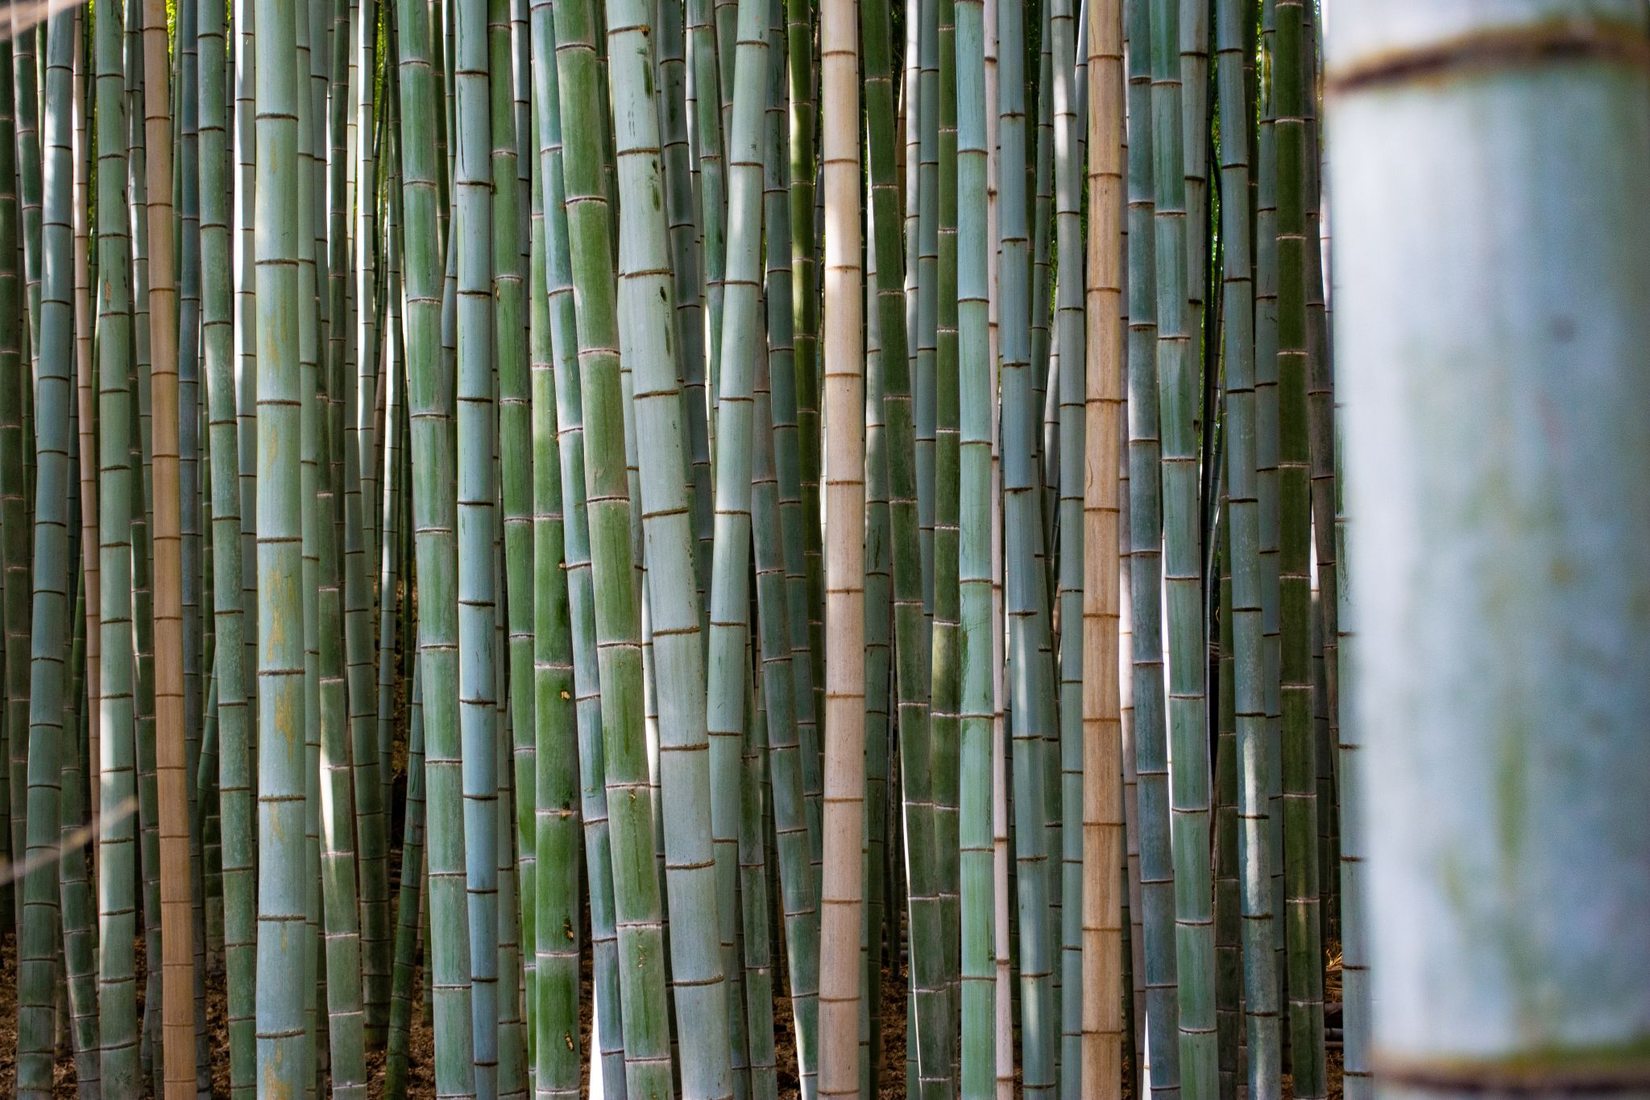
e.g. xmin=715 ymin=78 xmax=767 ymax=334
xmin=1081 ymin=0 xmax=1124 ymax=1092
xmin=139 ymin=0 xmax=198 ymax=1091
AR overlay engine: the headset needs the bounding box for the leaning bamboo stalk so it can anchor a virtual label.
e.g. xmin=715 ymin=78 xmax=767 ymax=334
xmin=816 ymin=0 xmax=867 ymax=1085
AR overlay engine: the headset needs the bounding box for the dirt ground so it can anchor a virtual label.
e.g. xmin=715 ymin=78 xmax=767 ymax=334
xmin=0 ymin=929 xmax=1341 ymax=1097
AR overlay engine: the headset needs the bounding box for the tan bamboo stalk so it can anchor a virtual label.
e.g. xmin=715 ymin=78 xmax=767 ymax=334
xmin=1081 ymin=0 xmax=1124 ymax=1093
xmin=816 ymin=0 xmax=866 ymax=1086
xmin=140 ymin=0 xmax=200 ymax=1089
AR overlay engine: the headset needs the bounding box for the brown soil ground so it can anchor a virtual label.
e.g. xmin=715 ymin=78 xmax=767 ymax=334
xmin=0 ymin=928 xmax=1342 ymax=1097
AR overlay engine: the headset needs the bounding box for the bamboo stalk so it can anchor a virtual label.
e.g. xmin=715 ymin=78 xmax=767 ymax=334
xmin=816 ymin=0 xmax=866 ymax=1084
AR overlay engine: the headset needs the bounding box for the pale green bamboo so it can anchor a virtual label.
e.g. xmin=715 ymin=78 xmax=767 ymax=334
xmin=251 ymin=0 xmax=311 ymax=1078
xmin=488 ymin=0 xmax=538 ymax=1073
xmin=526 ymin=109 xmax=581 ymax=1097
xmin=549 ymin=0 xmax=676 ymax=1084
xmin=955 ymin=0 xmax=996 ymax=1082
xmin=94 ymin=0 xmax=142 ymax=1081
xmin=233 ymin=0 xmax=259 ymax=762
xmin=452 ymin=0 xmax=504 ymax=1080
xmin=606 ymin=0 xmax=739 ymax=1078
xmin=1050 ymin=0 xmax=1086 ymax=1083
xmin=1327 ymin=4 xmax=1650 ymax=1092
xmin=14 ymin=18 xmax=75 ymax=1093
xmin=528 ymin=8 xmax=628 ymax=1087
xmin=702 ymin=0 xmax=775 ymax=1069
xmin=394 ymin=0 xmax=480 ymax=1084
xmin=687 ymin=0 xmax=728 ymax=423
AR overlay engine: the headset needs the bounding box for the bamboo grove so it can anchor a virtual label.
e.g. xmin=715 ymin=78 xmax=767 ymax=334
xmin=4 ymin=0 xmax=1650 ymax=1096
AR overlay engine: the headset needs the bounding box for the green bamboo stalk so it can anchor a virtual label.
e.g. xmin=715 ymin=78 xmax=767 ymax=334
xmin=550 ymin=0 xmax=677 ymax=1084
xmin=905 ymin=0 xmax=954 ymax=1082
xmin=1272 ymin=5 xmax=1325 ymax=1094
xmin=528 ymin=8 xmax=628 ymax=1088
xmin=1254 ymin=0 xmax=1285 ymax=993
xmin=862 ymin=210 xmax=892 ymax=1096
xmin=249 ymin=0 xmax=308 ymax=1087
xmin=739 ymin=666 xmax=780 ymax=1100
xmin=1049 ymin=0 xmax=1086 ymax=1082
xmin=200 ymin=0 xmax=256 ymax=1086
xmin=1122 ymin=1 xmax=1181 ymax=1093
xmin=14 ymin=18 xmax=75 ymax=1093
xmin=454 ymin=0 xmax=504 ymax=1077
xmin=487 ymin=0 xmax=538 ymax=1073
xmin=394 ymin=0 xmax=480 ymax=1085
xmin=368 ymin=94 xmax=405 ymax=1042
xmin=955 ymin=0 xmax=996 ymax=1082
xmin=1327 ymin=4 xmax=1650 ymax=1093
xmin=384 ymin=664 xmax=426 ymax=1100
xmin=1213 ymin=0 xmax=1278 ymax=1090
xmin=94 ymin=0 xmax=142 ymax=1081
xmin=687 ymin=0 xmax=728 ymax=425
xmin=929 ymin=0 xmax=962 ymax=1063
xmin=702 ymin=0 xmax=777 ymax=1068
xmin=13 ymin=23 xmax=42 ymax=371
xmin=526 ymin=106 xmax=580 ymax=1098
xmin=784 ymin=0 xmax=823 ymax=764
xmin=1144 ymin=0 xmax=1217 ymax=1090
xmin=605 ymin=0 xmax=739 ymax=1077
xmin=755 ymin=40 xmax=822 ymax=1079
xmin=996 ymin=0 xmax=1061 ymax=1086
xmin=313 ymin=303 xmax=369 ymax=1100
xmin=907 ymin=0 xmax=936 ymax=624
xmin=653 ymin=0 xmax=712 ymax=609
xmin=0 ymin=31 xmax=30 ymax=955
xmin=60 ymin=581 xmax=101 ymax=1097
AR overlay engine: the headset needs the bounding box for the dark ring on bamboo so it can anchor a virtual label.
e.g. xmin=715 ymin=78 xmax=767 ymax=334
xmin=1325 ymin=21 xmax=1650 ymax=96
